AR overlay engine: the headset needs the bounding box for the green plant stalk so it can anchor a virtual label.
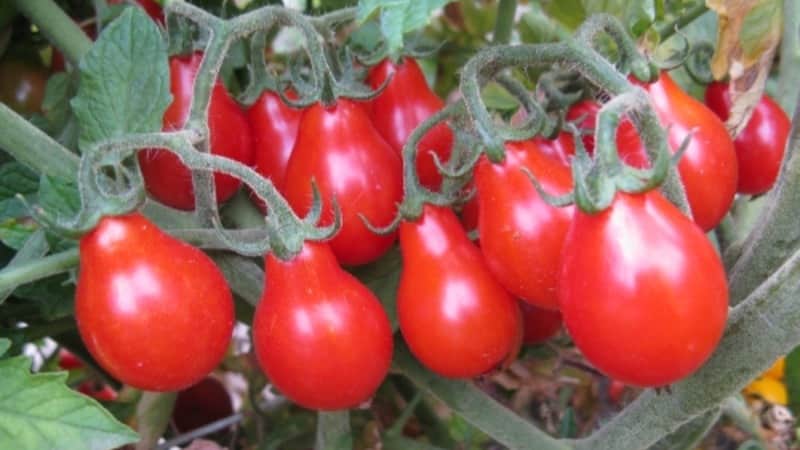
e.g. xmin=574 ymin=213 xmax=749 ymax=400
xmin=655 ymin=3 xmax=709 ymax=42
xmin=12 ymin=0 xmax=93 ymax=65
xmin=575 ymin=244 xmax=800 ymax=450
xmin=391 ymin=376 xmax=456 ymax=448
xmin=392 ymin=338 xmax=570 ymax=450
xmin=315 ymin=411 xmax=352 ymax=450
xmin=777 ymin=0 xmax=800 ymax=115
xmin=135 ymin=391 xmax=177 ymax=450
xmin=0 ymin=248 xmax=79 ymax=293
xmin=493 ymin=0 xmax=516 ymax=45
xmin=0 ymin=104 xmax=79 ymax=179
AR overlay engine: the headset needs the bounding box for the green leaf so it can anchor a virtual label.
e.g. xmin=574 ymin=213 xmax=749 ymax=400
xmin=540 ymin=0 xmax=587 ymax=30
xmin=38 ymin=175 xmax=80 ymax=219
xmin=0 ymin=163 xmax=38 ymax=201
xmin=0 ymin=338 xmax=9 ymax=357
xmin=71 ymin=7 xmax=171 ymax=152
xmin=357 ymin=0 xmax=454 ymax=53
xmin=582 ymin=0 xmax=656 ymax=37
xmin=0 ymin=356 xmax=139 ymax=449
xmin=0 ymin=220 xmax=38 ymax=251
xmin=786 ymin=346 xmax=800 ymax=416
xmin=38 ymin=72 xmax=80 ymax=150
xmin=0 ymin=229 xmax=49 ymax=304
xmin=739 ymin=0 xmax=782 ymax=60
xmin=649 ymin=407 xmax=720 ymax=450
xmin=14 ymin=273 xmax=76 ymax=321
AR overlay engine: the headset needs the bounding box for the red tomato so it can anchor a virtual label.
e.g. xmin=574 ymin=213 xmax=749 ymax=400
xmin=533 ymin=132 xmax=576 ymax=167
xmin=57 ymin=349 xmax=84 ymax=370
xmin=475 ymin=140 xmax=573 ymax=310
xmin=138 ymin=52 xmax=255 ymax=210
xmin=77 ymin=381 xmax=118 ymax=401
xmin=282 ymin=99 xmax=402 ymax=266
xmin=76 ymin=213 xmax=234 ymax=391
xmin=639 ymin=72 xmax=737 ymax=231
xmin=398 ymin=205 xmax=522 ymax=378
xmin=252 ymin=241 xmax=393 ymax=410
xmin=367 ymin=58 xmax=453 ymax=190
xmin=704 ymin=81 xmax=789 ymax=195
xmin=521 ymin=303 xmax=562 ymax=345
xmin=559 ymin=191 xmax=728 ymax=387
xmin=564 ymin=100 xmax=649 ymax=167
xmin=172 ymin=376 xmax=234 ymax=432
xmin=247 ymin=89 xmax=303 ymax=211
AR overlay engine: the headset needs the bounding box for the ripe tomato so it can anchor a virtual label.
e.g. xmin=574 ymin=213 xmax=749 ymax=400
xmin=367 ymin=58 xmax=453 ymax=190
xmin=138 ymin=52 xmax=255 ymax=210
xmin=475 ymin=140 xmax=573 ymax=310
xmin=247 ymin=89 xmax=303 ymax=211
xmin=559 ymin=191 xmax=728 ymax=387
xmin=282 ymin=99 xmax=402 ymax=266
xmin=521 ymin=302 xmax=562 ymax=345
xmin=76 ymin=213 xmax=234 ymax=391
xmin=533 ymin=132 xmax=576 ymax=167
xmin=58 ymin=349 xmax=84 ymax=370
xmin=172 ymin=376 xmax=234 ymax=432
xmin=564 ymin=100 xmax=648 ymax=167
xmin=398 ymin=205 xmax=522 ymax=378
xmin=704 ymin=81 xmax=789 ymax=195
xmin=639 ymin=72 xmax=737 ymax=231
xmin=0 ymin=57 xmax=48 ymax=115
xmin=252 ymin=241 xmax=393 ymax=410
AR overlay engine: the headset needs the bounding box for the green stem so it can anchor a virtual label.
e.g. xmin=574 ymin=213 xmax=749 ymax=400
xmin=0 ymin=104 xmax=79 ymax=179
xmin=777 ymin=0 xmax=800 ymax=115
xmin=12 ymin=0 xmax=93 ymax=65
xmin=0 ymin=248 xmax=79 ymax=293
xmin=315 ymin=411 xmax=352 ymax=450
xmin=391 ymin=376 xmax=456 ymax=448
xmin=656 ymin=3 xmax=709 ymax=42
xmin=492 ymin=0 xmax=517 ymax=45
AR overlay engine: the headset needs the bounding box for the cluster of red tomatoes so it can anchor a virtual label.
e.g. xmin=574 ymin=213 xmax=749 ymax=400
xmin=74 ymin=22 xmax=791 ymax=410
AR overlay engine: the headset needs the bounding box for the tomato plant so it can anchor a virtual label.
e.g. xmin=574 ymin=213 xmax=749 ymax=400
xmin=252 ymin=241 xmax=393 ymax=410
xmin=367 ymin=57 xmax=453 ymax=190
xmin=138 ymin=52 xmax=255 ymax=210
xmin=705 ymin=81 xmax=790 ymax=195
xmin=559 ymin=191 xmax=728 ymax=387
xmin=76 ymin=213 xmax=235 ymax=391
xmin=474 ymin=140 xmax=573 ymax=310
xmin=564 ymin=99 xmax=648 ymax=167
xmin=397 ymin=204 xmax=522 ymax=378
xmin=281 ymin=99 xmax=402 ymax=266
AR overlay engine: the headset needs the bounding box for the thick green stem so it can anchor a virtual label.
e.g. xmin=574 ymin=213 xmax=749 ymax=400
xmin=12 ymin=0 xmax=93 ymax=65
xmin=777 ymin=0 xmax=800 ymax=114
xmin=0 ymin=248 xmax=79 ymax=293
xmin=656 ymin=3 xmax=709 ymax=42
xmin=492 ymin=0 xmax=516 ymax=45
xmin=0 ymin=104 xmax=79 ymax=179
xmin=576 ymin=245 xmax=800 ymax=450
xmin=315 ymin=411 xmax=352 ymax=450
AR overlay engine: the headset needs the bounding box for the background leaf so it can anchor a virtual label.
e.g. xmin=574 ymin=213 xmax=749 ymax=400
xmin=0 ymin=356 xmax=138 ymax=449
xmin=71 ymin=7 xmax=171 ymax=152
xmin=357 ymin=0 xmax=454 ymax=53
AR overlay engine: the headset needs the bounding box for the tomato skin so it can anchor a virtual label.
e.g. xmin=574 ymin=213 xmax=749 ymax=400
xmin=704 ymin=81 xmax=789 ymax=195
xmin=252 ymin=242 xmax=393 ymax=410
xmin=520 ymin=303 xmax=562 ymax=345
xmin=172 ymin=376 xmax=234 ymax=432
xmin=475 ymin=140 xmax=573 ymax=310
xmin=559 ymin=191 xmax=728 ymax=387
xmin=398 ymin=205 xmax=522 ymax=378
xmin=76 ymin=213 xmax=234 ymax=391
xmin=247 ymin=90 xmax=303 ymax=211
xmin=58 ymin=349 xmax=84 ymax=371
xmin=367 ymin=58 xmax=453 ymax=190
xmin=640 ymin=72 xmax=737 ymax=231
xmin=564 ymin=100 xmax=649 ymax=167
xmin=138 ymin=52 xmax=255 ymax=210
xmin=0 ymin=58 xmax=48 ymax=115
xmin=77 ymin=381 xmax=118 ymax=401
xmin=282 ymin=99 xmax=402 ymax=266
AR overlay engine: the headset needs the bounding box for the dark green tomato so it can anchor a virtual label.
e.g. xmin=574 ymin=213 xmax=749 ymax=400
xmin=0 ymin=58 xmax=47 ymax=116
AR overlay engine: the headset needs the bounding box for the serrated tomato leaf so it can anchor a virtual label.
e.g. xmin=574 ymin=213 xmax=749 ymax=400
xmin=357 ymin=0 xmax=453 ymax=53
xmin=0 ymin=356 xmax=139 ymax=450
xmin=71 ymin=7 xmax=171 ymax=152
